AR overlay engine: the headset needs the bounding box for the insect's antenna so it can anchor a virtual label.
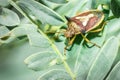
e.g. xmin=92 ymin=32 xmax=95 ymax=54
xmin=65 ymin=16 xmax=71 ymax=21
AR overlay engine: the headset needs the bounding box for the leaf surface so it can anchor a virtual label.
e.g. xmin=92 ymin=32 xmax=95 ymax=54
xmin=87 ymin=37 xmax=119 ymax=80
xmin=0 ymin=8 xmax=20 ymax=26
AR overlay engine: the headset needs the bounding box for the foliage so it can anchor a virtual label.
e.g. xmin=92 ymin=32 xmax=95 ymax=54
xmin=0 ymin=0 xmax=120 ymax=80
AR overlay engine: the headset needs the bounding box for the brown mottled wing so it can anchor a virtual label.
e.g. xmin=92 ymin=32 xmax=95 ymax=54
xmin=85 ymin=11 xmax=104 ymax=32
xmin=85 ymin=16 xmax=99 ymax=31
xmin=70 ymin=17 xmax=85 ymax=32
xmin=68 ymin=10 xmax=104 ymax=33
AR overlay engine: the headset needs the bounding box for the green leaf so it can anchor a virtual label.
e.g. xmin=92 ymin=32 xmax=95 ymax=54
xmin=47 ymin=0 xmax=68 ymax=4
xmin=106 ymin=18 xmax=120 ymax=40
xmin=56 ymin=0 xmax=88 ymax=16
xmin=7 ymin=24 xmax=35 ymax=40
xmin=106 ymin=61 xmax=120 ymax=80
xmin=11 ymin=25 xmax=28 ymax=37
xmin=24 ymin=51 xmax=57 ymax=71
xmin=0 ymin=26 xmax=10 ymax=45
xmin=0 ymin=0 xmax=9 ymax=7
xmin=66 ymin=23 xmax=107 ymax=80
xmin=0 ymin=24 xmax=50 ymax=47
xmin=0 ymin=8 xmax=20 ymax=26
xmin=12 ymin=24 xmax=50 ymax=47
xmin=2 ymin=24 xmax=36 ymax=44
xmin=38 ymin=0 xmax=61 ymax=10
xmin=111 ymin=0 xmax=120 ymax=17
xmin=27 ymin=32 xmax=50 ymax=47
xmin=16 ymin=0 xmax=65 ymax=26
xmin=0 ymin=26 xmax=9 ymax=38
xmin=38 ymin=69 xmax=72 ymax=80
xmin=0 ymin=26 xmax=21 ymax=45
xmin=0 ymin=38 xmax=45 ymax=80
xmin=92 ymin=0 xmax=110 ymax=9
xmin=87 ymin=37 xmax=119 ymax=80
xmin=0 ymin=35 xmax=16 ymax=45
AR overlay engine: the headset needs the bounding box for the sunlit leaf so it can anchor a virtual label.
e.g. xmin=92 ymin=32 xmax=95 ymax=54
xmin=0 ymin=38 xmax=43 ymax=80
xmin=0 ymin=0 xmax=9 ymax=7
xmin=0 ymin=8 xmax=20 ymax=26
xmin=87 ymin=37 xmax=119 ymax=80
xmin=37 ymin=0 xmax=60 ymax=10
xmin=27 ymin=32 xmax=50 ymax=47
xmin=47 ymin=0 xmax=68 ymax=4
xmin=56 ymin=0 xmax=88 ymax=16
xmin=38 ymin=69 xmax=72 ymax=80
xmin=24 ymin=51 xmax=57 ymax=71
xmin=0 ymin=26 xmax=9 ymax=38
xmin=68 ymin=24 xmax=107 ymax=80
xmin=106 ymin=61 xmax=120 ymax=80
xmin=106 ymin=18 xmax=120 ymax=40
xmin=16 ymin=0 xmax=65 ymax=26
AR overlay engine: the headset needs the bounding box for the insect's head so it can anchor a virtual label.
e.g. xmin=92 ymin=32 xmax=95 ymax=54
xmin=64 ymin=16 xmax=75 ymax=38
xmin=64 ymin=31 xmax=71 ymax=38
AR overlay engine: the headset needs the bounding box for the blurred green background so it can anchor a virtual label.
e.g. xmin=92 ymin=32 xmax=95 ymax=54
xmin=0 ymin=39 xmax=41 ymax=80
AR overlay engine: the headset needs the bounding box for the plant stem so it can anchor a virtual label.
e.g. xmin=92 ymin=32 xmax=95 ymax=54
xmin=38 ymin=29 xmax=76 ymax=80
xmin=10 ymin=0 xmax=76 ymax=79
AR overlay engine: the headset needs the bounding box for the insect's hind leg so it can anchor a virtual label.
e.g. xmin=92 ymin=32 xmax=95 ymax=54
xmin=81 ymin=33 xmax=101 ymax=48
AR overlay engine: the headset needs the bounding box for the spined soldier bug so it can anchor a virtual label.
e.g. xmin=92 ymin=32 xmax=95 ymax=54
xmin=64 ymin=10 xmax=105 ymax=52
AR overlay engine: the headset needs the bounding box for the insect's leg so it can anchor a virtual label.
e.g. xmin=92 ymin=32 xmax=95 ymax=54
xmin=64 ymin=38 xmax=70 ymax=54
xmin=55 ymin=29 xmax=66 ymax=35
xmin=81 ymin=33 xmax=101 ymax=48
xmin=68 ymin=35 xmax=77 ymax=45
xmin=64 ymin=35 xmax=76 ymax=55
xmin=89 ymin=22 xmax=106 ymax=33
xmin=89 ymin=26 xmax=104 ymax=33
xmin=54 ymin=29 xmax=66 ymax=39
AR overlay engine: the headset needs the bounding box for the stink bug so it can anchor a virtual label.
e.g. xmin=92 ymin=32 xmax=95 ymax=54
xmin=64 ymin=10 xmax=105 ymax=51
